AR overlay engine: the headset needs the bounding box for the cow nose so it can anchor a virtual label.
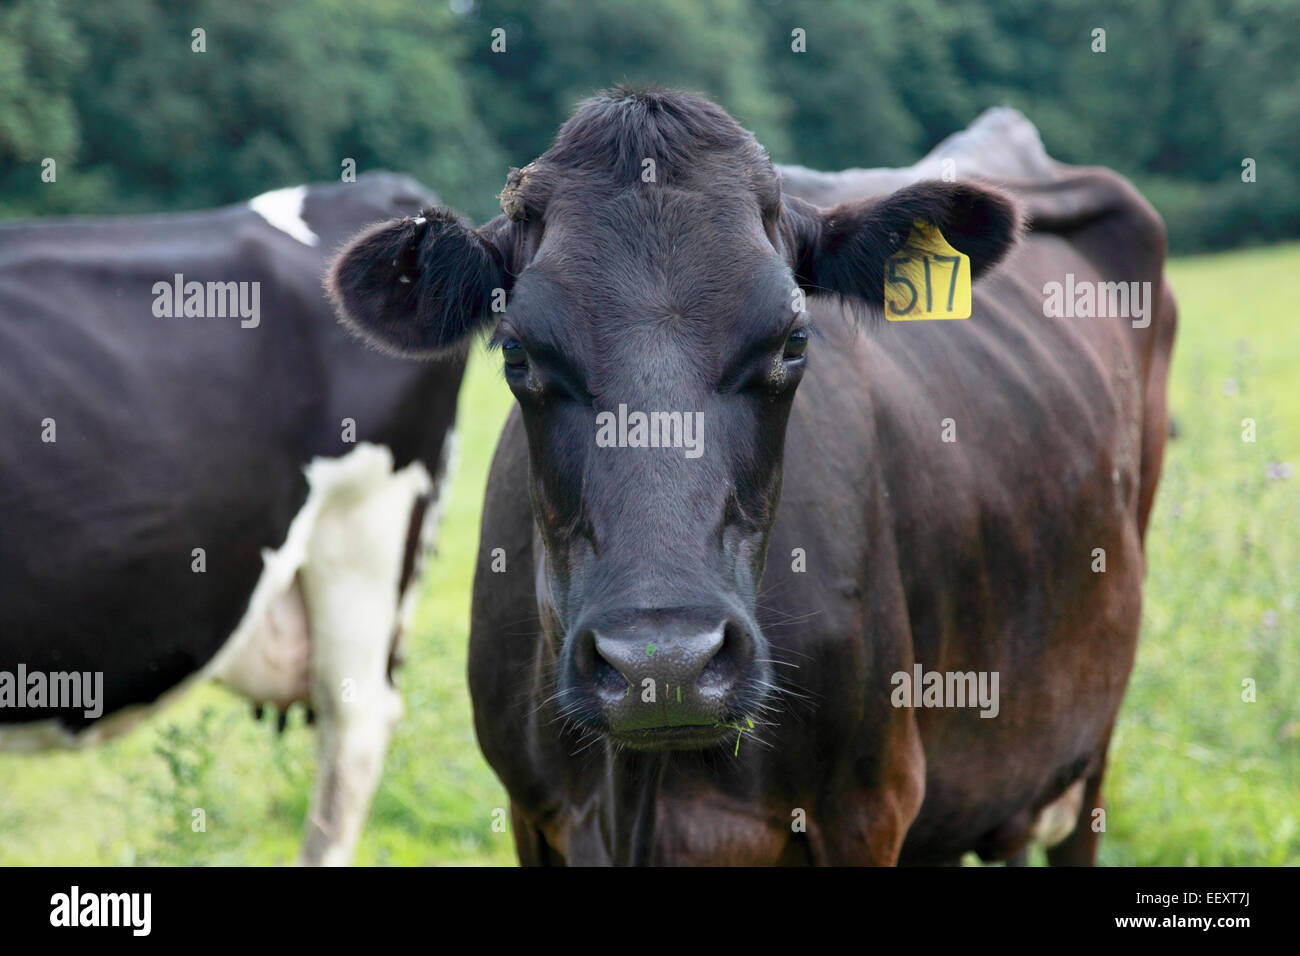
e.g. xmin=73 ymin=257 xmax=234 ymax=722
xmin=594 ymin=626 xmax=723 ymax=698
xmin=573 ymin=610 xmax=755 ymax=740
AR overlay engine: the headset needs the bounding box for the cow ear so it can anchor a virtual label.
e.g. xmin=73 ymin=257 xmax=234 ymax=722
xmin=328 ymin=208 xmax=511 ymax=356
xmin=783 ymin=181 xmax=1021 ymax=306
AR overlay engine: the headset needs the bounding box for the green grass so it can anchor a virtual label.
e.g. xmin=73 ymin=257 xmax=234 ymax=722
xmin=1099 ymin=244 xmax=1300 ymax=865
xmin=1 ymin=243 xmax=1296 ymax=866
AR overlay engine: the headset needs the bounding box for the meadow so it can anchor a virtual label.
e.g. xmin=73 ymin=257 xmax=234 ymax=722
xmin=1 ymin=243 xmax=1295 ymax=866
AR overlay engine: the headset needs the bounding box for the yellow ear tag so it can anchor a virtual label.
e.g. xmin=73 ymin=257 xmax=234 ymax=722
xmin=884 ymin=221 xmax=972 ymax=320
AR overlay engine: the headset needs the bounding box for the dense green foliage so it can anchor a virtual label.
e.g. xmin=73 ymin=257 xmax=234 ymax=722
xmin=1 ymin=0 xmax=1296 ymax=248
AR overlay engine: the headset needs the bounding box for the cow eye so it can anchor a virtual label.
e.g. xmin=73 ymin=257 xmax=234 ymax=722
xmin=783 ymin=328 xmax=809 ymax=360
xmin=502 ymin=339 xmax=528 ymax=368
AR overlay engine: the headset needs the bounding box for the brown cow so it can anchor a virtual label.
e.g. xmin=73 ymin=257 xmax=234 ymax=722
xmin=330 ymin=88 xmax=1175 ymax=865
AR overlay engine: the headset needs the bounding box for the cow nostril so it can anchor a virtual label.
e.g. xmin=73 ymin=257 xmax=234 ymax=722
xmin=700 ymin=619 xmax=749 ymax=689
xmin=587 ymin=633 xmax=636 ymax=701
xmin=592 ymin=652 xmax=628 ymax=699
xmin=573 ymin=629 xmax=621 ymax=689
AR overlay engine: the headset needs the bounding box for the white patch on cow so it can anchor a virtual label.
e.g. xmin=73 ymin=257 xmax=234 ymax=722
xmin=248 ymin=185 xmax=320 ymax=246
xmin=212 ymin=586 xmax=312 ymax=708
xmin=292 ymin=443 xmax=435 ymax=866
xmin=206 ymin=443 xmax=430 ymax=708
xmin=1030 ymin=779 xmax=1086 ymax=847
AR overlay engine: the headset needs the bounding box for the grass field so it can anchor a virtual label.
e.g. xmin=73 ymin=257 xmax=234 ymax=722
xmin=1 ymin=243 xmax=1296 ymax=866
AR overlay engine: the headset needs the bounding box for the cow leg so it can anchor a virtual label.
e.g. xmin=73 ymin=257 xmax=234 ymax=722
xmin=1045 ymin=763 xmax=1108 ymax=867
xmin=296 ymin=450 xmax=433 ymax=866
xmin=511 ymin=804 xmax=565 ymax=866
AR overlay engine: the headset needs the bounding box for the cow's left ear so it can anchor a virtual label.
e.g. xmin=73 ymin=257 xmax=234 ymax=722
xmin=782 ymin=181 xmax=1021 ymax=306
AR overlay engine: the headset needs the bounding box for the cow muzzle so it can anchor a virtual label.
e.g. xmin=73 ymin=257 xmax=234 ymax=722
xmin=565 ymin=607 xmax=763 ymax=750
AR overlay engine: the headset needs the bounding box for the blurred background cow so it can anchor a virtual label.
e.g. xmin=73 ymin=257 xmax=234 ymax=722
xmin=0 ymin=173 xmax=462 ymax=865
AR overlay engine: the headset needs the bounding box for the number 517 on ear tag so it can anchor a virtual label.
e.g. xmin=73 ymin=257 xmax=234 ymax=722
xmin=884 ymin=221 xmax=972 ymax=320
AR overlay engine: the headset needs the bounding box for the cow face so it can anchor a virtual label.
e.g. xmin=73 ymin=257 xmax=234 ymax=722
xmin=329 ymin=88 xmax=1019 ymax=751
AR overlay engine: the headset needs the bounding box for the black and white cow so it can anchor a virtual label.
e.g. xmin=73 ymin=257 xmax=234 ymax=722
xmin=0 ymin=173 xmax=463 ymax=865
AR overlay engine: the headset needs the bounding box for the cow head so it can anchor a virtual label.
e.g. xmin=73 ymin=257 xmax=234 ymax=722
xmin=329 ymin=88 xmax=1019 ymax=751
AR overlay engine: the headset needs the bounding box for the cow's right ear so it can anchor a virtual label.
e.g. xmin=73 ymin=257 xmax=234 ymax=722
xmin=328 ymin=208 xmax=510 ymax=356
